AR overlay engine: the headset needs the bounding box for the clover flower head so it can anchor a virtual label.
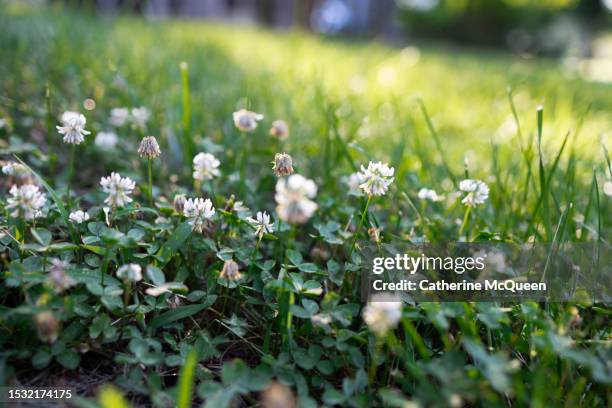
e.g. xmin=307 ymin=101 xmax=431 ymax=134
xmin=116 ymin=263 xmax=142 ymax=282
xmin=48 ymin=258 xmax=75 ymax=293
xmin=6 ymin=184 xmax=46 ymax=220
xmin=138 ymin=136 xmax=161 ymax=158
xmin=272 ymin=152 xmax=294 ymax=177
xmin=346 ymin=172 xmax=363 ymax=195
xmin=362 ymin=294 xmax=402 ymax=336
xmin=247 ymin=211 xmax=274 ymax=239
xmin=35 ymin=311 xmax=60 ymax=344
xmin=261 ymin=382 xmax=296 ymax=408
xmin=69 ymin=209 xmax=90 ymax=224
xmin=357 ymin=161 xmax=395 ymax=196
xmin=131 ymin=106 xmax=150 ymax=129
xmin=56 ymin=111 xmax=90 ymax=145
xmin=233 ymin=108 xmax=263 ymax=132
xmin=269 ymin=120 xmax=289 ymax=140
xmin=192 ymin=152 xmax=220 ymax=181
xmin=100 ymin=172 xmax=136 ymax=208
xmin=275 ymin=174 xmax=318 ymax=224
xmin=220 ymin=259 xmax=242 ymax=281
xmin=95 ymin=131 xmax=119 ymax=149
xmin=109 ymin=107 xmax=130 ymax=127
xmin=173 ymin=194 xmax=186 ymax=213
xmin=2 ymin=161 xmax=27 ymax=176
xmin=183 ymin=197 xmax=215 ymax=233
xmin=459 ymin=179 xmax=489 ymax=207
xmin=417 ymin=187 xmax=443 ymax=202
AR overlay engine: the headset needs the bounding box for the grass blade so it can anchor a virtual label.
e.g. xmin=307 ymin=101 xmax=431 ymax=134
xmin=176 ymin=348 xmax=198 ymax=408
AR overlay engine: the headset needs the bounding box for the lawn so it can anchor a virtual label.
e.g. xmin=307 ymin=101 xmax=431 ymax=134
xmin=0 ymin=2 xmax=610 ymax=407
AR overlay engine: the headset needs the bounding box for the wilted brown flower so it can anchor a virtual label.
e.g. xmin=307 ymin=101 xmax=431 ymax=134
xmin=173 ymin=194 xmax=186 ymax=213
xmin=35 ymin=311 xmax=60 ymax=343
xmin=138 ymin=136 xmax=161 ymax=158
xmin=272 ymin=153 xmax=294 ymax=177
xmin=261 ymin=382 xmax=296 ymax=408
xmin=368 ymin=226 xmax=382 ymax=243
xmin=220 ymin=259 xmax=242 ymax=281
xmin=269 ymin=120 xmax=289 ymax=140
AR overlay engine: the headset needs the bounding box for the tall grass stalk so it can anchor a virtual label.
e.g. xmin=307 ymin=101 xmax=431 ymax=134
xmin=180 ymin=62 xmax=194 ymax=164
xmin=45 ymin=82 xmax=56 ymax=177
xmin=176 ymin=348 xmax=197 ymax=408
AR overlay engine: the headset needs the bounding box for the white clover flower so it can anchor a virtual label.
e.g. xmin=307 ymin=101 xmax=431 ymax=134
xmin=100 ymin=172 xmax=136 ymax=208
xmin=275 ymin=174 xmax=318 ymax=224
xmin=310 ymin=313 xmax=332 ymax=327
xmin=270 ymin=120 xmax=289 ymax=140
xmin=131 ymin=106 xmax=150 ymax=130
xmin=116 ymin=263 xmax=142 ymax=282
xmin=272 ymin=152 xmax=294 ymax=177
xmin=603 ymin=181 xmax=612 ymax=197
xmin=6 ymin=184 xmax=46 ymax=220
xmin=220 ymin=259 xmax=242 ymax=281
xmin=362 ymin=295 xmax=402 ymax=336
xmin=69 ymin=210 xmax=90 ymax=224
xmin=357 ymin=161 xmax=395 ymax=196
xmin=109 ymin=107 xmax=129 ymax=127
xmin=56 ymin=111 xmax=90 ymax=145
xmin=48 ymin=259 xmax=76 ymax=293
xmin=192 ymin=152 xmax=220 ymax=181
xmin=346 ymin=172 xmax=363 ymax=196
xmin=247 ymin=211 xmax=274 ymax=239
xmin=459 ymin=179 xmax=489 ymax=207
xmin=183 ymin=197 xmax=215 ymax=233
xmin=95 ymin=131 xmax=119 ymax=149
xmin=233 ymin=108 xmax=263 ymax=132
xmin=138 ymin=136 xmax=161 ymax=158
xmin=417 ymin=187 xmax=444 ymax=202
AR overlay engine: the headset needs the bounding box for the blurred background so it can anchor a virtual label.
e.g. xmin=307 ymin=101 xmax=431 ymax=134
xmin=45 ymin=0 xmax=612 ymax=82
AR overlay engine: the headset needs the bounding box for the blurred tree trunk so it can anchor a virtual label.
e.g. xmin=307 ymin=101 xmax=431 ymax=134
xmin=368 ymin=0 xmax=395 ymax=38
xmin=255 ymin=0 xmax=276 ymax=26
xmin=294 ymin=0 xmax=315 ymax=30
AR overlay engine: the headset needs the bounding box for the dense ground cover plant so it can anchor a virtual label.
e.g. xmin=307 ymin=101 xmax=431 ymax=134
xmin=0 ymin=3 xmax=610 ymax=407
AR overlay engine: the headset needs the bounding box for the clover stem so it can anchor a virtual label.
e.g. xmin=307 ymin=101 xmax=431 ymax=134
xmin=66 ymin=144 xmax=76 ymax=200
xmin=349 ymin=195 xmax=372 ymax=260
xmin=458 ymin=205 xmax=472 ymax=241
xmin=147 ymin=158 xmax=153 ymax=208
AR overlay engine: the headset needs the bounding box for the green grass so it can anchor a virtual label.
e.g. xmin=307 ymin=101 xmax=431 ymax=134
xmin=0 ymin=3 xmax=610 ymax=407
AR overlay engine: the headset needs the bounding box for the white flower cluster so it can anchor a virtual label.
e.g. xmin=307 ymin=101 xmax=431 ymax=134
xmin=95 ymin=131 xmax=119 ymax=149
xmin=56 ymin=111 xmax=90 ymax=145
xmin=275 ymin=174 xmax=318 ymax=224
xmin=459 ymin=179 xmax=489 ymax=207
xmin=69 ymin=210 xmax=90 ymax=224
xmin=183 ymin=197 xmax=216 ymax=233
xmin=357 ymin=161 xmax=395 ymax=196
xmin=100 ymin=172 xmax=136 ymax=207
xmin=247 ymin=211 xmax=274 ymax=239
xmin=233 ymin=109 xmax=263 ymax=132
xmin=417 ymin=187 xmax=443 ymax=202
xmin=108 ymin=106 xmax=150 ymax=129
xmin=193 ymin=152 xmax=220 ymax=181
xmin=117 ymin=263 xmax=142 ymax=282
xmin=6 ymin=185 xmax=46 ymax=220
xmin=362 ymin=295 xmax=402 ymax=336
